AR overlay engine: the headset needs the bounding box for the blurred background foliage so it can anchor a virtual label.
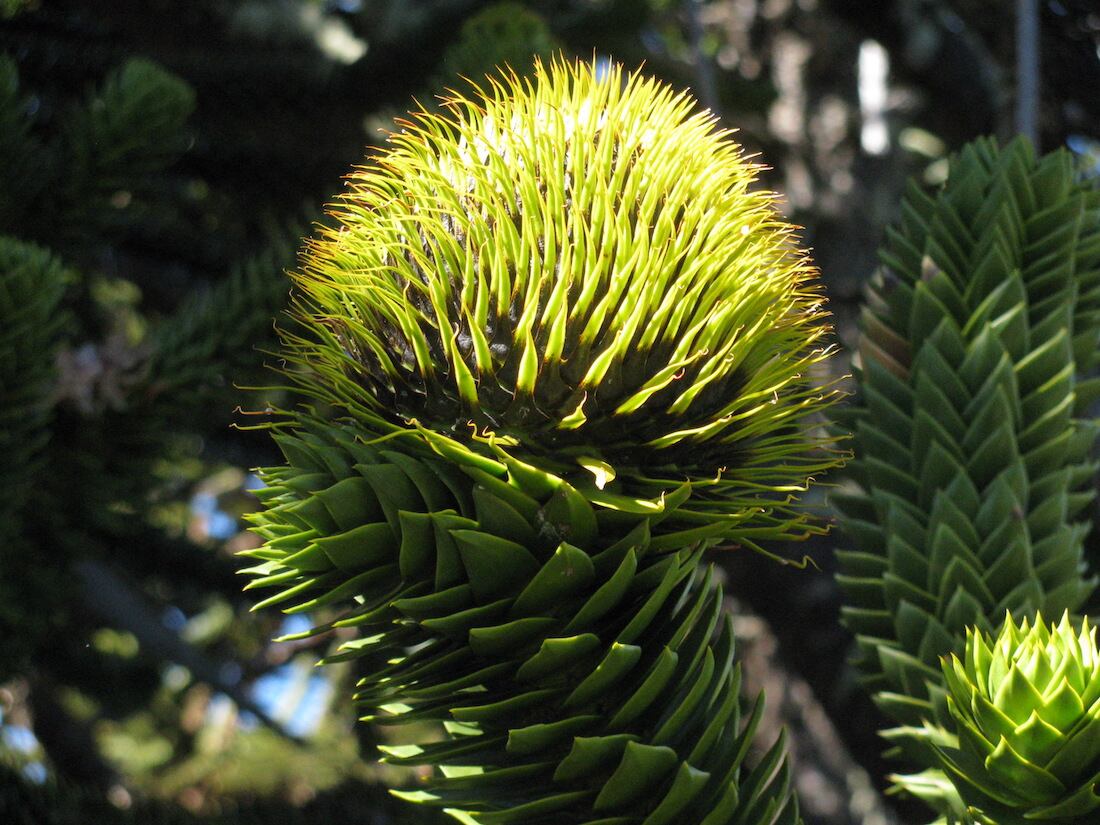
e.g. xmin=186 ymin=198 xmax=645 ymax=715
xmin=0 ymin=1 xmax=1097 ymax=824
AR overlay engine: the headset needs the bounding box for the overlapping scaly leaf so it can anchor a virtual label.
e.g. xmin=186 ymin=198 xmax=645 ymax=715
xmin=935 ymin=612 xmax=1100 ymax=824
xmin=835 ymin=137 xmax=1100 ymax=799
xmin=244 ymin=421 xmax=800 ymax=825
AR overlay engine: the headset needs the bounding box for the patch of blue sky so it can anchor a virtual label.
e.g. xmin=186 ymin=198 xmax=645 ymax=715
xmin=250 ymin=667 xmax=290 ymax=717
xmin=237 ymin=709 xmax=258 ymax=731
xmin=21 ymin=762 xmax=47 ymax=784
xmin=162 ymin=605 xmax=187 ymax=631
xmin=279 ymin=614 xmax=314 ymax=638
xmin=206 ymin=510 xmax=238 ymax=540
xmin=1068 ymin=135 xmax=1100 ymax=178
xmin=190 ymin=491 xmax=218 ymax=515
xmin=205 ymin=692 xmax=236 ymax=728
xmin=2 ymin=724 xmax=39 ymax=754
xmin=285 ymin=676 xmax=332 ymax=737
xmin=248 ymin=656 xmax=331 ymax=738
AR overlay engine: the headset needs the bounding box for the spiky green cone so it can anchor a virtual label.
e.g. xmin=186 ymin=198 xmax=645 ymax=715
xmin=245 ymin=59 xmax=841 ymax=823
xmin=283 ymin=60 xmax=840 ymax=544
xmin=936 ymin=612 xmax=1100 ymax=824
xmin=834 ymin=138 xmax=1100 ymax=779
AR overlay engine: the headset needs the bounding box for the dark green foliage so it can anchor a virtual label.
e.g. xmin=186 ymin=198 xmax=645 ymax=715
xmin=0 ymin=48 xmax=295 ymax=686
xmin=0 ymin=55 xmax=48 ymax=231
xmin=0 ymin=26 xmax=360 ymax=818
xmin=835 ymin=137 xmax=1100 ymax=798
xmin=0 ymin=236 xmax=68 ymax=530
xmin=0 ymin=236 xmax=69 ymax=673
xmin=146 ymin=234 xmax=295 ymax=409
xmin=58 ymin=57 xmax=194 ymax=239
xmin=0 ymin=50 xmax=293 ymax=528
xmin=0 ymin=54 xmax=194 ymax=249
xmin=245 ymin=422 xmax=800 ymax=825
xmin=430 ymin=3 xmax=560 ymax=99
